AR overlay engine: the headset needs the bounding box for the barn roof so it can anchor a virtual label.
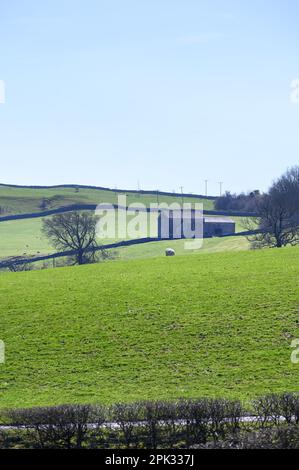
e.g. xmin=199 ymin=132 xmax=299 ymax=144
xmin=158 ymin=211 xmax=235 ymax=224
xmin=203 ymin=217 xmax=235 ymax=224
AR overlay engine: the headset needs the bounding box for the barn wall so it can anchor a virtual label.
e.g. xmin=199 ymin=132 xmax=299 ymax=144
xmin=204 ymin=222 xmax=235 ymax=237
xmin=158 ymin=214 xmax=235 ymax=239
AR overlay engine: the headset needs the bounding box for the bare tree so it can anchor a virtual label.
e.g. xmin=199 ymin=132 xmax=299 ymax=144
xmin=245 ymin=167 xmax=299 ymax=248
xmin=271 ymin=166 xmax=299 ymax=216
xmin=42 ymin=212 xmax=99 ymax=265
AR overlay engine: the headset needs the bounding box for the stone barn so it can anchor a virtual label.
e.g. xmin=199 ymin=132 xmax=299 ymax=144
xmin=157 ymin=211 xmax=235 ymax=239
xmin=203 ymin=217 xmax=235 ymax=237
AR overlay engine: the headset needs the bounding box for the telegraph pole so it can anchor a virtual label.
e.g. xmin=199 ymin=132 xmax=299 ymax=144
xmin=204 ymin=180 xmax=208 ymax=196
xmin=137 ymin=180 xmax=141 ymax=198
xmin=218 ymin=182 xmax=223 ymax=197
xmin=180 ymin=186 xmax=184 ymax=205
xmin=156 ymin=189 xmax=160 ymax=204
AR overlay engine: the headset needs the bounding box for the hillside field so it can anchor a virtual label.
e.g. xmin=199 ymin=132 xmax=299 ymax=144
xmin=0 ymin=214 xmax=249 ymax=260
xmin=0 ymin=184 xmax=215 ymax=215
xmin=111 ymin=235 xmax=249 ymax=260
xmin=0 ymin=246 xmax=299 ymax=409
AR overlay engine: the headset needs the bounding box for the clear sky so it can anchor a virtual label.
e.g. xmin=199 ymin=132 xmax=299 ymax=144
xmin=0 ymin=0 xmax=298 ymax=196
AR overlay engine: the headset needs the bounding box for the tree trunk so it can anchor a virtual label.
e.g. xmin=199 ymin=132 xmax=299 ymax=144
xmin=275 ymin=235 xmax=283 ymax=248
xmin=77 ymin=249 xmax=84 ymax=265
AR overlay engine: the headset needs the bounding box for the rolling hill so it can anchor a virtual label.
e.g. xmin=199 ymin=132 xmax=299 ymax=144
xmin=0 ymin=184 xmax=215 ymax=216
xmin=0 ymin=184 xmax=257 ymax=265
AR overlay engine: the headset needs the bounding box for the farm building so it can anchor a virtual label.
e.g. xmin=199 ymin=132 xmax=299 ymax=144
xmin=203 ymin=217 xmax=235 ymax=237
xmin=157 ymin=211 xmax=235 ymax=239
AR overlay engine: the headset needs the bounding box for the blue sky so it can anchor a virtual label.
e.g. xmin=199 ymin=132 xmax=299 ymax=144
xmin=0 ymin=0 xmax=299 ymax=196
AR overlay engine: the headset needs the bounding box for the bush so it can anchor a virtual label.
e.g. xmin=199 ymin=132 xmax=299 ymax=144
xmin=215 ymin=191 xmax=260 ymax=212
xmin=110 ymin=402 xmax=143 ymax=448
xmin=195 ymin=426 xmax=299 ymax=449
xmin=252 ymin=393 xmax=299 ymax=427
xmin=7 ymin=404 xmax=94 ymax=448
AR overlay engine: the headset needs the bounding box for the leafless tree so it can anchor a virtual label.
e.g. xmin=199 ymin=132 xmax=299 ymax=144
xmin=245 ymin=167 xmax=299 ymax=248
xmin=42 ymin=211 xmax=99 ymax=265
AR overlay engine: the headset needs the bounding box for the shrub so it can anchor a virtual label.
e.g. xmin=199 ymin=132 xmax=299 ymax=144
xmin=7 ymin=404 xmax=94 ymax=448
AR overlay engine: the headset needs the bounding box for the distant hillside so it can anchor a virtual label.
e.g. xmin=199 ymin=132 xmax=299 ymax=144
xmin=0 ymin=184 xmax=215 ymax=216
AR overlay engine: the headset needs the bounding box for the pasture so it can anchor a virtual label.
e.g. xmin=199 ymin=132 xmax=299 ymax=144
xmin=0 ymin=213 xmax=249 ymax=260
xmin=0 ymin=184 xmax=215 ymax=215
xmin=0 ymin=245 xmax=298 ymax=409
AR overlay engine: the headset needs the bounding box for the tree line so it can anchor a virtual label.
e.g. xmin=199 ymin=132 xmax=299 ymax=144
xmin=217 ymin=166 xmax=299 ymax=248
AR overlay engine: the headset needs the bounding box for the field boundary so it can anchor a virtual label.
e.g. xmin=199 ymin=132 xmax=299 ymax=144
xmin=0 ymin=204 xmax=258 ymax=223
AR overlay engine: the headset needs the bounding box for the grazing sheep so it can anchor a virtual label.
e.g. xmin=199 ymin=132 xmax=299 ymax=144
xmin=165 ymin=248 xmax=175 ymax=256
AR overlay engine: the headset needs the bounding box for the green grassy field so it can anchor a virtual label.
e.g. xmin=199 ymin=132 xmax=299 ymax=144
xmin=111 ymin=235 xmax=250 ymax=260
xmin=0 ymin=218 xmax=54 ymax=258
xmin=0 ymin=184 xmax=215 ymax=215
xmin=0 ymin=213 xmax=249 ymax=260
xmin=0 ymin=185 xmax=251 ymax=263
xmin=0 ymin=245 xmax=298 ymax=409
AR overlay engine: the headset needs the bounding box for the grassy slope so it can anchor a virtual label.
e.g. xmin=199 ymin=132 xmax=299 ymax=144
xmin=0 ymin=246 xmax=298 ymax=408
xmin=0 ymin=218 xmax=54 ymax=258
xmin=0 ymin=185 xmax=215 ymax=215
xmin=0 ymin=214 xmax=249 ymax=259
xmin=111 ymin=235 xmax=249 ymax=260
